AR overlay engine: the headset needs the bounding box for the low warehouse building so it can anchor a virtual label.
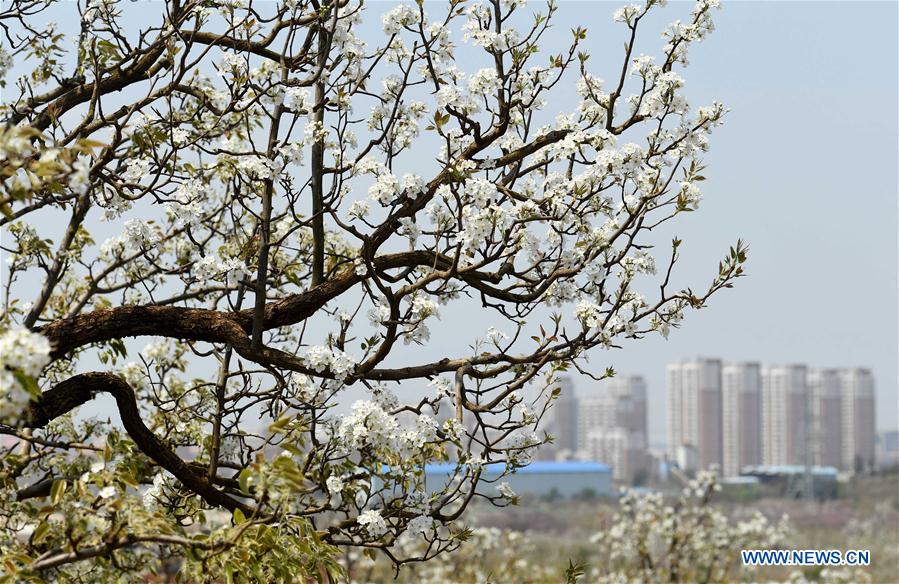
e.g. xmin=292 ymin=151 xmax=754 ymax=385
xmin=424 ymin=461 xmax=615 ymax=499
xmin=740 ymin=465 xmax=839 ymax=499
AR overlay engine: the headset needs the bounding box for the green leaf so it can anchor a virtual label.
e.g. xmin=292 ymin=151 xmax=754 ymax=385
xmin=238 ymin=468 xmax=252 ymax=496
xmin=120 ymin=470 xmax=140 ymax=488
xmin=233 ymin=508 xmax=246 ymax=525
xmin=50 ymin=479 xmax=67 ymax=505
xmin=269 ymin=414 xmax=292 ymax=432
xmin=12 ymin=371 xmax=38 ymax=396
xmin=565 ymin=559 xmax=587 ymax=583
xmin=32 ymin=521 xmax=49 ymax=544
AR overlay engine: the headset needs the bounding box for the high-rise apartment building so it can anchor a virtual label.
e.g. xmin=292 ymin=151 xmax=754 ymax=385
xmin=839 ymin=368 xmax=876 ymax=471
xmin=808 ymin=368 xmax=843 ymax=468
xmin=577 ymin=376 xmax=647 ymax=481
xmin=546 ymin=376 xmax=579 ymax=456
xmin=722 ymin=362 xmax=761 ymax=477
xmin=618 ymin=376 xmax=648 ymax=441
xmin=666 ymin=359 xmax=876 ymax=476
xmin=577 ymin=376 xmax=647 ymax=451
xmin=587 ymin=426 xmax=646 ymax=482
xmin=761 ymin=365 xmax=808 ymax=466
xmin=667 ymin=358 xmax=722 ymax=472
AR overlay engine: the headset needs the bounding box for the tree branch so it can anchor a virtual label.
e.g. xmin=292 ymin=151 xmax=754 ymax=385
xmin=26 ymin=372 xmax=254 ymax=514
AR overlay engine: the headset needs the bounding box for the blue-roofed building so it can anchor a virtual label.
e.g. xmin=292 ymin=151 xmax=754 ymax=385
xmin=423 ymin=461 xmax=615 ymax=499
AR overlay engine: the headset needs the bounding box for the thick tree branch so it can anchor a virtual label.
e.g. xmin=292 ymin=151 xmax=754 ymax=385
xmin=26 ymin=372 xmax=254 ymax=514
xmin=39 ymin=251 xmax=509 ymax=359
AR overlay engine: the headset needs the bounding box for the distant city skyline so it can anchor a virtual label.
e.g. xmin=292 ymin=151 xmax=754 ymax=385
xmin=547 ymin=355 xmax=877 ymax=479
xmin=665 ymin=358 xmax=875 ymax=475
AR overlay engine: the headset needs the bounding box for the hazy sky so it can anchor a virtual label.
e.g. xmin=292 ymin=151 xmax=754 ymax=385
xmin=4 ymin=1 xmax=897 ymax=448
xmin=525 ymin=1 xmax=899 ymax=445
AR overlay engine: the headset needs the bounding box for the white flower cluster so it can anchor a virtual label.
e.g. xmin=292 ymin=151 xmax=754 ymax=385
xmin=325 ymin=474 xmax=345 ymax=507
xmin=663 ymin=0 xmax=720 ymax=65
xmin=368 ymin=171 xmax=400 ymax=205
xmin=337 ymin=400 xmax=398 ymax=452
xmin=636 ymin=71 xmax=687 ymax=118
xmin=122 ymin=157 xmax=152 ymax=183
xmin=167 ymin=177 xmax=207 ymax=227
xmin=462 ymin=3 xmax=520 ymax=52
xmin=287 ymin=372 xmax=326 ymax=405
xmin=304 ymin=345 xmax=357 ymax=382
xmin=591 ymin=468 xmax=788 ymax=582
xmin=336 ymin=400 xmax=439 ymax=460
xmin=122 ymin=218 xmax=156 ymax=250
xmin=0 ymin=328 xmax=51 ymax=425
xmin=219 ymin=50 xmax=246 ymax=74
xmin=235 ymin=154 xmax=281 ymax=180
xmin=575 ymin=299 xmax=603 ymax=329
xmin=331 ymin=5 xmax=366 ymax=78
xmin=119 ymin=361 xmax=147 ymax=390
xmin=0 ymin=45 xmax=12 ymax=81
xmin=434 ymin=81 xmax=478 ymax=116
xmin=283 ymin=87 xmax=310 ymax=113
xmin=496 ymin=481 xmax=516 ymax=500
xmin=68 ymin=154 xmax=92 ymax=195
xmin=401 ymin=294 xmax=439 ymax=345
xmin=382 ymin=4 xmax=421 ymax=35
xmin=142 ymin=472 xmax=169 ymax=510
xmin=346 ymin=200 xmax=370 ymax=221
xmin=468 ymin=67 xmax=501 ymax=96
xmin=613 ymin=3 xmax=642 ymax=23
xmin=405 ymin=514 xmax=434 ymax=537
xmin=505 ymin=427 xmax=540 ymax=461
xmin=485 ymin=326 xmax=509 ymax=345
xmin=279 ymin=142 xmax=304 ymax=166
xmin=370 ymin=98 xmax=426 ymax=149
xmin=357 ymin=509 xmax=388 ymax=538
xmin=193 ymin=255 xmax=250 ymax=287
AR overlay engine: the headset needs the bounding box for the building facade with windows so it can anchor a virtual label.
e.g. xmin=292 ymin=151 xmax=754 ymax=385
xmin=667 ymin=358 xmax=723 ymax=472
xmin=722 ymin=362 xmax=761 ymax=477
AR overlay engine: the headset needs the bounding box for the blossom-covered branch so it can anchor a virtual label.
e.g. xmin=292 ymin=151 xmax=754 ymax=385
xmin=0 ymin=0 xmax=741 ymax=578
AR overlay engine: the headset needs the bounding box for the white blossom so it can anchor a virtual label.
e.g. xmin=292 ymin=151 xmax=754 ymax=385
xmin=347 ymin=200 xmax=370 ymax=220
xmin=305 ymin=346 xmax=357 ymax=381
xmin=357 ymin=509 xmax=388 ymax=538
xmin=406 ymin=514 xmax=434 ymax=537
xmin=98 ymin=486 xmax=117 ymax=499
xmin=122 ymin=219 xmax=155 ymax=249
xmin=68 ymin=154 xmax=92 ymax=194
xmin=0 ymin=328 xmax=51 ymax=425
xmin=369 ymin=172 xmax=400 ymax=205
xmin=142 ymin=473 xmax=168 ymax=510
xmin=382 ymin=4 xmax=420 ymax=35
xmin=496 ymin=482 xmax=516 ymax=499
